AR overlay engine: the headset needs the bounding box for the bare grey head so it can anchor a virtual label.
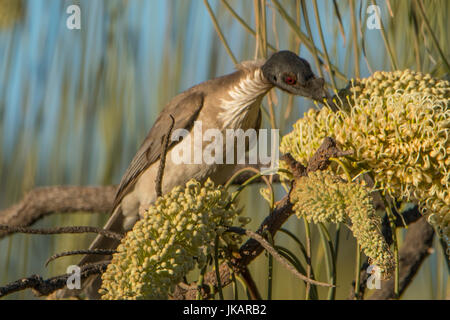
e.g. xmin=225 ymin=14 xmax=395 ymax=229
xmin=262 ymin=50 xmax=326 ymax=100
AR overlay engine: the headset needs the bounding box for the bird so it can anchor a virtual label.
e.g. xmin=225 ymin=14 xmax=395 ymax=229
xmin=57 ymin=50 xmax=326 ymax=299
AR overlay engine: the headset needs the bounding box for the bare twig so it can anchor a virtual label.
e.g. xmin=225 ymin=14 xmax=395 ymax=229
xmin=155 ymin=114 xmax=175 ymax=198
xmin=368 ymin=217 xmax=435 ymax=300
xmin=306 ymin=137 xmax=353 ymax=173
xmin=349 ymin=204 xmax=423 ymax=299
xmin=0 ymin=262 xmax=109 ymax=298
xmin=0 ymin=186 xmax=116 ymax=239
xmin=0 ymin=225 xmax=124 ymax=240
xmin=173 ymin=137 xmax=349 ymax=299
xmin=228 ymin=226 xmax=333 ymax=287
xmin=45 ymin=249 xmax=117 ymax=267
xmin=239 ymin=266 xmax=262 ymax=300
xmin=203 ymin=0 xmax=238 ymax=65
xmin=0 ymin=170 xmax=273 ymax=240
xmin=2 ymin=134 xmax=434 ymax=300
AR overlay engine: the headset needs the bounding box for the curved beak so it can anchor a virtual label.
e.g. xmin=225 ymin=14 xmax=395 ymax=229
xmin=293 ymin=77 xmax=328 ymax=101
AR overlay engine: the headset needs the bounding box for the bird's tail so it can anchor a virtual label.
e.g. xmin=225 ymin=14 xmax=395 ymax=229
xmin=52 ymin=206 xmax=125 ymax=300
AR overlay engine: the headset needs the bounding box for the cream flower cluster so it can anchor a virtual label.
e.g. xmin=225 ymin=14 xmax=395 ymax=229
xmin=280 ymin=70 xmax=449 ymax=242
xmin=100 ymin=178 xmax=239 ymax=300
xmin=291 ymin=170 xmax=394 ymax=277
xmin=348 ymin=69 xmax=449 ymax=102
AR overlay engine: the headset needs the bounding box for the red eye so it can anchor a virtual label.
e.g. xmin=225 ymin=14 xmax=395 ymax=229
xmin=284 ymin=75 xmax=296 ymax=85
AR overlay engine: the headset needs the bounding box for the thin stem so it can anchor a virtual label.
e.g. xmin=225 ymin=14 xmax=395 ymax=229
xmin=253 ymin=0 xmax=262 ymax=58
xmin=0 ymin=225 xmax=124 ymax=240
xmin=277 ymin=229 xmax=319 ymax=299
xmin=266 ymin=105 xmax=277 ymax=186
xmin=266 ymin=231 xmax=274 ymax=300
xmin=271 ymin=3 xmax=280 ymax=50
xmin=225 ymin=167 xmax=274 ymax=209
xmin=260 ymin=104 xmax=272 ymax=124
xmin=300 ymin=0 xmax=324 ymax=79
xmin=330 ymin=223 xmax=341 ymax=300
xmin=197 ymin=264 xmax=207 ymax=300
xmin=265 ymin=99 xmax=277 ymax=131
xmin=20 ymin=235 xmax=30 ymax=299
xmin=358 ymin=3 xmax=373 ymax=74
xmin=349 ymin=0 xmax=360 ymax=78
xmin=385 ymin=202 xmax=400 ymax=299
xmin=303 ymin=217 xmax=312 ymax=299
xmin=354 ymin=242 xmax=361 ymax=299
xmin=228 ymin=227 xmax=334 ymax=287
xmin=241 ymin=267 xmax=263 ymax=300
xmin=279 ymin=228 xmax=308 ymax=261
xmin=231 ymin=271 xmax=238 ymax=300
xmin=260 ymin=0 xmax=268 ymax=57
xmin=220 ymin=0 xmax=277 ymax=52
xmin=318 ymin=223 xmax=337 ymax=300
xmin=385 ymin=0 xmax=394 ymax=17
xmin=371 ymin=0 xmax=399 ymax=70
xmin=414 ymin=0 xmax=450 ymax=71
xmin=275 ymin=245 xmax=318 ymax=300
xmin=214 ymin=235 xmax=224 ymax=300
xmin=410 ymin=4 xmax=422 ymax=72
xmin=271 ymin=0 xmax=347 ymax=81
xmin=2 ymin=237 xmax=13 ymax=286
xmin=235 ymin=274 xmax=252 ymax=300
xmin=329 ymin=157 xmax=352 ymax=182
xmin=45 ymin=249 xmax=117 ymax=267
xmin=156 ymin=115 xmax=174 ymax=197
xmin=312 ymin=0 xmax=337 ymax=90
xmin=204 ymin=0 xmax=238 ymax=65
xmin=332 ymin=0 xmax=346 ymax=44
xmin=295 ymin=0 xmax=301 ymax=49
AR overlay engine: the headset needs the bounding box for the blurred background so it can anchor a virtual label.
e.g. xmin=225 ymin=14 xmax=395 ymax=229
xmin=0 ymin=0 xmax=448 ymax=299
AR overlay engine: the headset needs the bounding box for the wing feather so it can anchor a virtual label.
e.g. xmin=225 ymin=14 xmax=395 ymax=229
xmin=112 ymin=91 xmax=204 ymax=210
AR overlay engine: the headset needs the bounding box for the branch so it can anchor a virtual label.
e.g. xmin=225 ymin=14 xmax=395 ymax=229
xmin=237 ymin=137 xmax=351 ymax=268
xmin=0 ymin=168 xmax=277 ymax=240
xmin=173 ymin=137 xmax=348 ymax=299
xmin=0 ymin=262 xmax=108 ymax=298
xmin=349 ymin=204 xmax=424 ymax=299
xmin=228 ymin=227 xmax=333 ymax=287
xmin=368 ymin=217 xmax=435 ymax=300
xmin=0 ymin=225 xmax=123 ymax=240
xmin=239 ymin=266 xmax=262 ymax=300
xmin=0 ymin=186 xmax=116 ymax=239
xmin=2 ymin=137 xmax=348 ymax=299
xmin=155 ymin=115 xmax=175 ymax=198
xmin=45 ymin=249 xmax=118 ymax=267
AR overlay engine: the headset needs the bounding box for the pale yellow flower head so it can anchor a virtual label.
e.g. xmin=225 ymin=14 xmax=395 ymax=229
xmin=292 ymin=170 xmax=394 ymax=278
xmin=100 ymin=178 xmax=240 ymax=300
xmin=281 ymin=70 xmax=449 ymax=242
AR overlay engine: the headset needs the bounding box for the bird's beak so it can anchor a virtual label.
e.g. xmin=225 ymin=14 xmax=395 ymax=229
xmin=289 ymin=77 xmax=327 ymax=101
xmin=306 ymin=77 xmax=327 ymax=101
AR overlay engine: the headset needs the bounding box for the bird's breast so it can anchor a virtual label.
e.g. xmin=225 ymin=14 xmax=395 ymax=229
xmin=217 ymin=68 xmax=271 ymax=129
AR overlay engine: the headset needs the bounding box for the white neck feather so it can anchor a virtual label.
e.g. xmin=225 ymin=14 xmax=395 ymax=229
xmin=219 ymin=67 xmax=272 ymax=129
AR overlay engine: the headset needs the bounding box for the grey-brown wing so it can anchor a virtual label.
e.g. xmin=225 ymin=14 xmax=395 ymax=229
xmin=112 ymin=91 xmax=204 ymax=210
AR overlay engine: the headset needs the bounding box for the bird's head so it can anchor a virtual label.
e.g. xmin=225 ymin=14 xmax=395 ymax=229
xmin=262 ymin=50 xmax=327 ymax=101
